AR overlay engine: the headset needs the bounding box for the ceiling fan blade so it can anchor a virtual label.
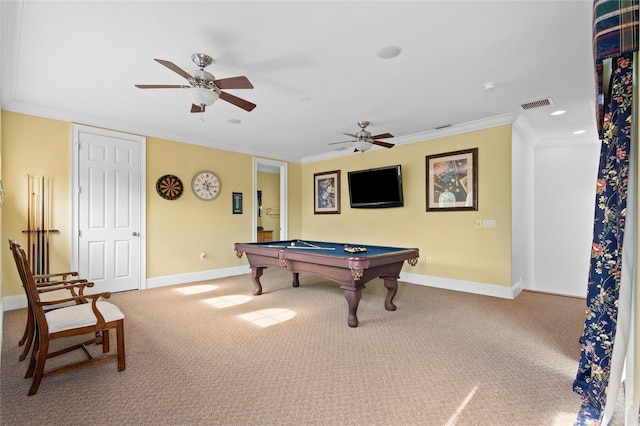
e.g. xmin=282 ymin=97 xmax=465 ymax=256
xmin=191 ymin=104 xmax=205 ymax=113
xmin=135 ymin=84 xmax=190 ymax=89
xmin=371 ymin=133 xmax=394 ymax=139
xmin=372 ymin=140 xmax=395 ymax=148
xmin=219 ymin=91 xmax=256 ymax=111
xmin=342 ymin=133 xmax=358 ymax=138
xmin=214 ymin=76 xmax=254 ymax=90
xmin=154 ymin=59 xmax=193 ymax=80
xmin=328 ymin=140 xmax=356 ymax=145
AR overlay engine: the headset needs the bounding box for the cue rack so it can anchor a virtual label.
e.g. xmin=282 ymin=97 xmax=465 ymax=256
xmin=22 ymin=175 xmax=59 ymax=275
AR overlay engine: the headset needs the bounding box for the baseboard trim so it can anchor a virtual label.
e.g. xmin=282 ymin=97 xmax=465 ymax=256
xmin=145 ymin=266 xmax=250 ymax=289
xmin=400 ymin=272 xmax=523 ymax=299
xmin=3 ymin=294 xmax=27 ymax=311
xmin=3 ymin=267 xmax=523 ymax=312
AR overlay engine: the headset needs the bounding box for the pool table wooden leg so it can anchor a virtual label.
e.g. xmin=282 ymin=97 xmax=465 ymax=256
xmin=292 ymin=272 xmax=300 ymax=288
xmin=251 ymin=267 xmax=264 ymax=296
xmin=383 ymin=278 xmax=398 ymax=311
xmin=344 ymin=289 xmax=362 ymax=327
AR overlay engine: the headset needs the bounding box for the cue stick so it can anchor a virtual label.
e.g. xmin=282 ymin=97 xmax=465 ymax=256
xmin=45 ymin=176 xmax=50 ymax=274
xmin=262 ymin=244 xmax=335 ymax=250
xmin=295 ymin=240 xmax=324 ymax=249
xmin=40 ymin=176 xmax=45 ymax=274
xmin=36 ymin=177 xmax=41 ymax=275
xmin=26 ymin=175 xmax=31 ymax=268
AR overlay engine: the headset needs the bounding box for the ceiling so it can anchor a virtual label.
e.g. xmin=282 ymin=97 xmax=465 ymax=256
xmin=1 ymin=1 xmax=598 ymax=164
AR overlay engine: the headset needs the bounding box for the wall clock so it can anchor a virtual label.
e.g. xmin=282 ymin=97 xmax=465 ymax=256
xmin=191 ymin=170 xmax=221 ymax=201
xmin=156 ymin=174 xmax=184 ymax=200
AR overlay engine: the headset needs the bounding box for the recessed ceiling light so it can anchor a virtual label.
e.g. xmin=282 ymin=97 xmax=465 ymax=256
xmin=551 ymin=110 xmax=566 ymax=116
xmin=227 ymin=119 xmax=241 ymax=124
xmin=573 ymin=130 xmax=586 ymax=135
xmin=483 ymin=82 xmax=497 ymax=91
xmin=377 ymin=46 xmax=402 ymax=59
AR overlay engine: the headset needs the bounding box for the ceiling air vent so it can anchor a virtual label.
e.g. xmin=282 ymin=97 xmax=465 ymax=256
xmin=434 ymin=123 xmax=452 ymax=130
xmin=520 ymin=97 xmax=553 ymax=110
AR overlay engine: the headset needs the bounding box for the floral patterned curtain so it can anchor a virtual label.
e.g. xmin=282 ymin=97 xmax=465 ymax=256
xmin=573 ymin=53 xmax=634 ymax=425
xmin=592 ymin=0 xmax=639 ymax=137
xmin=573 ymin=3 xmax=638 ymax=423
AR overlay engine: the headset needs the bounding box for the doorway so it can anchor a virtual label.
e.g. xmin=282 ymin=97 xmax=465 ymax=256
xmin=71 ymin=124 xmax=146 ymax=292
xmin=253 ymin=158 xmax=287 ymax=241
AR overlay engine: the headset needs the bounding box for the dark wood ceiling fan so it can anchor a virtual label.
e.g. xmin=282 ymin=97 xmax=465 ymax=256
xmin=329 ymin=121 xmax=395 ymax=152
xmin=135 ymin=53 xmax=256 ymax=113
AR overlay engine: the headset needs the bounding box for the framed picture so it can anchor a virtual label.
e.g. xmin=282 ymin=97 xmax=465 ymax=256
xmin=257 ymin=190 xmax=262 ymax=217
xmin=426 ymin=148 xmax=478 ymax=211
xmin=314 ymin=170 xmax=340 ymax=214
xmin=232 ymin=192 xmax=243 ymax=214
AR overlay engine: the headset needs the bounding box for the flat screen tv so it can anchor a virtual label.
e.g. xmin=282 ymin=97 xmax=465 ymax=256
xmin=348 ymin=165 xmax=404 ymax=208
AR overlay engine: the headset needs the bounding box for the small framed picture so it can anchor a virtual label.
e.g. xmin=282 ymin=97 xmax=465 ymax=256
xmin=232 ymin=192 xmax=243 ymax=214
xmin=426 ymin=148 xmax=478 ymax=211
xmin=314 ymin=170 xmax=340 ymax=214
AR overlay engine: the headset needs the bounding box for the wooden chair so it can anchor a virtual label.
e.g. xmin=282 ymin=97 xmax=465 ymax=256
xmin=9 ymin=240 xmax=126 ymax=395
xmin=9 ymin=240 xmax=94 ymax=362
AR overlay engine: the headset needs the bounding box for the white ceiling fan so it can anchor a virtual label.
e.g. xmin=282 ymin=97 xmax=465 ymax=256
xmin=135 ymin=53 xmax=256 ymax=113
xmin=329 ymin=121 xmax=395 ymax=152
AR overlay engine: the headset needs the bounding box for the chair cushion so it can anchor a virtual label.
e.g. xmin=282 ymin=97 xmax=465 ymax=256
xmin=45 ymin=301 xmax=124 ymax=333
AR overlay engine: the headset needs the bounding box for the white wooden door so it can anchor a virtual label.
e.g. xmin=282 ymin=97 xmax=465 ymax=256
xmin=73 ymin=125 xmax=145 ymax=293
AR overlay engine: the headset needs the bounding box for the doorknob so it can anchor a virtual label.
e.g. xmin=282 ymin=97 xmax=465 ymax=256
xmin=132 ymin=232 xmax=139 ymax=237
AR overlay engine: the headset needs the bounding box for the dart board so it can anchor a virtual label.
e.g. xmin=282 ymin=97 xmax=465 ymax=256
xmin=156 ymin=174 xmax=184 ymax=200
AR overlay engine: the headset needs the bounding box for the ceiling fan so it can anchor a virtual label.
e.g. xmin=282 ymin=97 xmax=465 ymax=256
xmin=135 ymin=53 xmax=256 ymax=113
xmin=329 ymin=121 xmax=395 ymax=152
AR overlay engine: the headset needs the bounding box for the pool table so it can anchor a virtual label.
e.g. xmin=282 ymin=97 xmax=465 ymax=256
xmin=234 ymin=240 xmax=419 ymax=327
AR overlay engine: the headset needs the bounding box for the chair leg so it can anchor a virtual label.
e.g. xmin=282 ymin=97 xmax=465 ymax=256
xmin=28 ymin=336 xmax=48 ymax=396
xmin=19 ymin=309 xmax=35 ymax=361
xmin=25 ymin=326 xmax=40 ymax=379
xmin=18 ymin=307 xmax=32 ymax=346
xmin=101 ymin=330 xmax=110 ymax=353
xmin=116 ymin=321 xmax=126 ymax=372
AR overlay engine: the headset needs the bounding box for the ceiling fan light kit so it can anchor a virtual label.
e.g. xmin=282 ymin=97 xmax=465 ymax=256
xmin=187 ymin=87 xmax=218 ymax=107
xmin=329 ymin=120 xmax=395 ymax=153
xmin=354 ymin=141 xmax=373 ymax=152
xmin=135 ymin=53 xmax=256 ymax=113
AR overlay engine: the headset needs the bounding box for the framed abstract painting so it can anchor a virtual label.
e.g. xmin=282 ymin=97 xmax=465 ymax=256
xmin=426 ymin=148 xmax=478 ymax=211
xmin=314 ymin=170 xmax=340 ymax=214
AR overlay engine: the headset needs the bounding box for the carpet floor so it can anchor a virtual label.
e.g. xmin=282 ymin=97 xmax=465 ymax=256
xmin=0 ymin=269 xmax=625 ymax=425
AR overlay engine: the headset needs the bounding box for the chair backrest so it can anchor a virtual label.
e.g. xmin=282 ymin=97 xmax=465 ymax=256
xmin=9 ymin=240 xmax=37 ymax=301
xmin=9 ymin=240 xmax=46 ymax=323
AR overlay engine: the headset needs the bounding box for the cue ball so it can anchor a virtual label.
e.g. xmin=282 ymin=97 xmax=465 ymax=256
xmin=290 ymin=242 xmax=295 ymax=246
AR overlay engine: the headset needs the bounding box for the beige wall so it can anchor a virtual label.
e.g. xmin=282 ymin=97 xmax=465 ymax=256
xmin=1 ymin=112 xmax=73 ymax=297
xmin=301 ymin=125 xmax=512 ymax=286
xmin=0 ymin=105 xmax=3 ymax=308
xmin=1 ymin=111 xmax=510 ymax=298
xmin=286 ymin=162 xmax=303 ymax=240
xmin=0 ymin=111 xmax=301 ymax=297
xmin=146 ymin=136 xmax=256 ymax=276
